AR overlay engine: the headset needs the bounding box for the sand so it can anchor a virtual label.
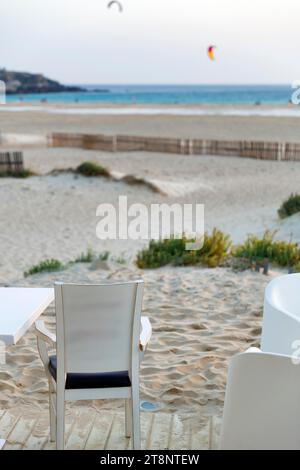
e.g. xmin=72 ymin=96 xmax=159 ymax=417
xmin=2 ymin=262 xmax=274 ymax=417
xmin=0 ymin=105 xmax=298 ymax=425
xmin=0 ymin=146 xmax=299 ymax=283
xmin=1 ymin=104 xmax=300 ymax=142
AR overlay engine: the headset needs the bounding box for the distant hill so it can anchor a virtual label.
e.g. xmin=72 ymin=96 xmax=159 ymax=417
xmin=0 ymin=69 xmax=85 ymax=94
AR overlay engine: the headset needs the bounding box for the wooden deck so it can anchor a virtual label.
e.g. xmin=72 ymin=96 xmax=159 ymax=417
xmin=0 ymin=407 xmax=221 ymax=450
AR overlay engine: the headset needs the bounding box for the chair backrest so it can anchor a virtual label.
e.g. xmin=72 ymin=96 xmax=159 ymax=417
xmin=265 ymin=273 xmax=300 ymax=318
xmin=220 ymin=350 xmax=300 ymax=449
xmin=54 ymin=281 xmax=143 ymax=376
xmin=262 ymin=274 xmax=300 ymax=355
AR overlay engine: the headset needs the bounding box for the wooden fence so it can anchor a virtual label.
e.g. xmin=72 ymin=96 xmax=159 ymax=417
xmin=50 ymin=132 xmax=300 ymax=161
xmin=51 ymin=133 xmax=116 ymax=151
xmin=0 ymin=151 xmax=24 ymax=174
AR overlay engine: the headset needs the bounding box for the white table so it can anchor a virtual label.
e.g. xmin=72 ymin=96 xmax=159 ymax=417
xmin=0 ymin=287 xmax=54 ymax=449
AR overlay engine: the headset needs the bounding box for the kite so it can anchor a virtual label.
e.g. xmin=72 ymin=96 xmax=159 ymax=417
xmin=107 ymin=1 xmax=123 ymax=12
xmin=207 ymin=45 xmax=216 ymax=61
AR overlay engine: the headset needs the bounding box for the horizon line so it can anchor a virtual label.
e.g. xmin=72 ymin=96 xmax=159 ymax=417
xmin=67 ymin=82 xmax=292 ymax=87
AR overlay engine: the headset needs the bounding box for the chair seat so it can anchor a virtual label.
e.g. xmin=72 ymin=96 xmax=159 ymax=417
xmin=48 ymin=356 xmax=131 ymax=390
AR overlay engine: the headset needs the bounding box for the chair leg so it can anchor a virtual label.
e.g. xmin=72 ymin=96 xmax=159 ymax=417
xmin=56 ymin=390 xmax=65 ymax=450
xmin=131 ymin=388 xmax=141 ymax=450
xmin=125 ymin=399 xmax=132 ymax=438
xmin=49 ymin=387 xmax=56 ymax=443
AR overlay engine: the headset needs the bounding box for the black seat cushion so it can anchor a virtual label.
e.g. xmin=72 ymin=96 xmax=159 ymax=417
xmin=48 ymin=356 xmax=131 ymax=390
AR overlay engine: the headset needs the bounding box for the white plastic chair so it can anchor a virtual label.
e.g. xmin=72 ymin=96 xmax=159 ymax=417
xmin=35 ymin=280 xmax=152 ymax=450
xmin=261 ymin=273 xmax=300 ymax=356
xmin=220 ymin=347 xmax=300 ymax=450
xmin=221 ymin=274 xmax=300 ymax=449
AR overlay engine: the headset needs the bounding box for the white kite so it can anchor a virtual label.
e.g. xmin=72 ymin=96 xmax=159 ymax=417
xmin=107 ymin=1 xmax=123 ymax=12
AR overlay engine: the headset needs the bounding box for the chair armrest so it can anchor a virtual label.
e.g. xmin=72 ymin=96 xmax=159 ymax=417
xmin=245 ymin=347 xmax=262 ymax=353
xmin=139 ymin=316 xmax=152 ymax=352
xmin=35 ymin=320 xmax=56 ymax=345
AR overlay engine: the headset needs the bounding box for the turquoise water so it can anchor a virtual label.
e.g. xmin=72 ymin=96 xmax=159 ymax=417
xmin=6 ymin=84 xmax=291 ymax=105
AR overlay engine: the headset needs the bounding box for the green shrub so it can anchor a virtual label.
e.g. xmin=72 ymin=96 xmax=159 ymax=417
xmin=278 ymin=193 xmax=300 ymax=219
xmin=136 ymin=229 xmax=231 ymax=269
xmin=74 ymin=248 xmax=94 ymax=263
xmin=76 ymin=161 xmax=110 ymax=177
xmin=136 ymin=238 xmax=184 ymax=269
xmin=98 ymin=251 xmax=110 ymax=261
xmin=24 ymin=258 xmax=64 ymax=277
xmin=0 ymin=169 xmax=34 ymax=178
xmin=292 ymin=261 xmax=300 ymax=273
xmin=233 ymin=231 xmax=300 ymax=267
xmin=73 ymin=250 xmax=110 ymax=265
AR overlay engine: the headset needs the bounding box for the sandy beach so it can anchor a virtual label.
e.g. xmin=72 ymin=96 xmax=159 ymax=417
xmin=2 ymin=0 xmax=299 ymax=450
xmin=1 ymin=104 xmax=300 ymax=141
xmin=2 ymin=263 xmax=272 ymax=419
xmin=0 ymin=105 xmax=299 ymax=426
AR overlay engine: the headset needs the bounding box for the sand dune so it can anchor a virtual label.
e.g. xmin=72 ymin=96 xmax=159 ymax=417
xmin=111 ymin=170 xmax=212 ymax=197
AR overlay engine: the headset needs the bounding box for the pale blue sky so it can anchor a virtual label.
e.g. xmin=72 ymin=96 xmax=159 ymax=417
xmin=0 ymin=0 xmax=299 ymax=84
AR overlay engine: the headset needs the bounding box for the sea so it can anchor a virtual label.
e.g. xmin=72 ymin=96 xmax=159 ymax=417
xmin=6 ymin=84 xmax=293 ymax=105
xmin=4 ymin=85 xmax=300 ymax=117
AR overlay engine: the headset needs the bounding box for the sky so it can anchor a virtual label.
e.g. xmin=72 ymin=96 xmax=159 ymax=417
xmin=0 ymin=0 xmax=299 ymax=85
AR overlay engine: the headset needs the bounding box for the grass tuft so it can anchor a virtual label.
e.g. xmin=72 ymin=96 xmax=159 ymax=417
xmin=278 ymin=193 xmax=300 ymax=219
xmin=97 ymin=251 xmax=110 ymax=261
xmin=76 ymin=161 xmax=110 ymax=177
xmin=0 ymin=169 xmax=35 ymax=178
xmin=232 ymin=231 xmax=300 ymax=267
xmin=24 ymin=258 xmax=64 ymax=277
xmin=292 ymin=261 xmax=300 ymax=273
xmin=136 ymin=229 xmax=231 ymax=269
xmin=74 ymin=248 xmax=94 ymax=263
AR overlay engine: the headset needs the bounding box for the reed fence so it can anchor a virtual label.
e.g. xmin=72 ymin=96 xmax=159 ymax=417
xmin=50 ymin=132 xmax=300 ymax=161
xmin=0 ymin=151 xmax=24 ymax=174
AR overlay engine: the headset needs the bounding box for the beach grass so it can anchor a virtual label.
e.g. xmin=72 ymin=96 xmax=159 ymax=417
xmin=24 ymin=250 xmax=112 ymax=277
xmin=136 ymin=229 xmax=231 ymax=269
xmin=292 ymin=261 xmax=300 ymax=273
xmin=278 ymin=193 xmax=300 ymax=219
xmin=0 ymin=169 xmax=35 ymax=178
xmin=24 ymin=258 xmax=64 ymax=277
xmin=97 ymin=251 xmax=110 ymax=261
xmin=74 ymin=248 xmax=95 ymax=263
xmin=137 ymin=230 xmax=300 ymax=271
xmin=233 ymin=231 xmax=300 ymax=267
xmin=76 ymin=161 xmax=110 ymax=177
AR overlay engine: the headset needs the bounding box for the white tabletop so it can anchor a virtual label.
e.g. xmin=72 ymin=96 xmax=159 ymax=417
xmin=0 ymin=288 xmax=54 ymax=346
